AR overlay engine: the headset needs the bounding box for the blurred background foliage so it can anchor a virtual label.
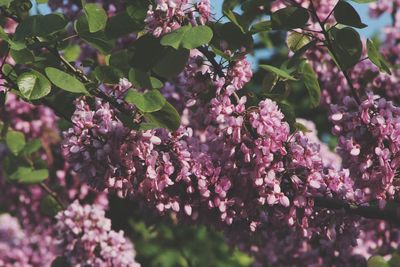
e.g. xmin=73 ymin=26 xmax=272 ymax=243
xmin=108 ymin=196 xmax=253 ymax=267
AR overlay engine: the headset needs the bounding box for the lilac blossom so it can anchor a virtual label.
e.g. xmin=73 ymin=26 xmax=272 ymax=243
xmin=55 ymin=201 xmax=140 ymax=267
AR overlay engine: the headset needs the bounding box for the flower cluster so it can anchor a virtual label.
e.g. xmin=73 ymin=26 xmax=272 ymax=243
xmin=62 ymin=98 xmax=134 ymax=197
xmin=2 ymin=93 xmax=58 ymax=139
xmin=0 ymin=214 xmax=57 ymax=267
xmin=55 ymin=201 xmax=140 ymax=267
xmin=296 ymin=119 xmax=342 ymax=169
xmin=330 ymin=95 xmax=400 ymax=201
xmin=145 ymin=0 xmax=211 ymax=37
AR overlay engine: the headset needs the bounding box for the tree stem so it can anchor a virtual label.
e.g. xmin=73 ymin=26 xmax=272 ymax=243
xmin=308 ymin=0 xmax=362 ymax=105
xmin=40 ymin=182 xmax=66 ymax=209
xmin=314 ymin=197 xmax=400 ymax=225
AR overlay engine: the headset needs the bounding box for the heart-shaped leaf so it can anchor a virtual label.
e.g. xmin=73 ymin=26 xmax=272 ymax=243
xmin=17 ymin=70 xmax=51 ymax=100
xmin=334 ymin=1 xmax=367 ymax=28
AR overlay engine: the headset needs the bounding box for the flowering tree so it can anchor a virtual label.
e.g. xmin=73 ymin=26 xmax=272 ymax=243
xmin=1 ymin=0 xmax=400 ymax=266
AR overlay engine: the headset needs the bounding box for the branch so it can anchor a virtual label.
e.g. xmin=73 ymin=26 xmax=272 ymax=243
xmin=41 ymin=42 xmax=135 ymax=117
xmin=197 ymin=46 xmax=225 ymax=78
xmin=308 ymin=0 xmax=362 ymax=105
xmin=40 ymin=182 xmax=66 ymax=209
xmin=391 ymin=2 xmax=398 ymax=27
xmin=0 ymin=9 xmax=137 ymax=125
xmin=314 ymin=197 xmax=400 ymax=225
xmin=197 ymin=46 xmax=241 ymax=103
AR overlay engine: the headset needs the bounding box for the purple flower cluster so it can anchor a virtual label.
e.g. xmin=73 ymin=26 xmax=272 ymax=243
xmin=2 ymin=93 xmax=58 ymax=139
xmin=62 ymin=98 xmax=133 ymax=196
xmin=63 ymin=52 xmax=357 ymax=242
xmin=0 ymin=214 xmax=57 ymax=267
xmin=330 ymin=95 xmax=400 ymax=202
xmin=145 ymin=0 xmax=211 ymax=37
xmin=55 ymin=201 xmax=140 ymax=267
xmin=296 ymin=119 xmax=342 ymax=169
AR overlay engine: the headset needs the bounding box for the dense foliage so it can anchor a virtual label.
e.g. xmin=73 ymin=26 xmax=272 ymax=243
xmin=1 ymin=0 xmax=400 ymax=266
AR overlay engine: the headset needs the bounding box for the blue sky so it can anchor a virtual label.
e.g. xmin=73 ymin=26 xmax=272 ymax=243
xmin=354 ymin=4 xmax=391 ymax=37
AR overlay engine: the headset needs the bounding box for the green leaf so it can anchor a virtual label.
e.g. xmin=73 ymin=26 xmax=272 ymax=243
xmin=1 ymin=26 xmax=26 ymax=50
xmin=299 ymin=61 xmax=321 ymax=108
xmin=94 ymin=65 xmax=123 ymax=84
xmin=287 ymin=32 xmax=310 ymax=52
xmin=153 ymin=48 xmax=190 ymax=78
xmin=40 ymin=195 xmax=62 ymax=217
xmin=389 ymin=253 xmax=400 ymax=267
xmin=2 ymin=63 xmax=17 ymax=80
xmin=6 ymin=130 xmax=26 ymax=155
xmin=10 ymin=48 xmax=34 ymax=64
xmin=51 ymin=256 xmax=69 ymax=267
xmin=125 ymin=90 xmax=166 ymax=113
xmin=126 ymin=2 xmax=148 ymax=26
xmin=0 ymin=0 xmax=13 ymax=8
xmin=211 ymin=22 xmax=254 ymax=51
xmin=9 ymin=167 xmax=32 ymax=182
xmin=278 ymin=102 xmax=296 ymax=130
xmin=17 ymin=70 xmax=51 ymax=100
xmin=130 ymin=35 xmax=165 ymax=71
xmin=144 ymin=102 xmax=181 ymax=131
xmin=139 ymin=122 xmax=161 ymax=131
xmin=45 ymin=67 xmax=88 ymax=94
xmin=294 ymin=122 xmax=311 ymax=133
xmin=19 ymin=169 xmax=49 ymax=184
xmin=287 ymin=40 xmax=317 ymax=68
xmin=334 ymin=1 xmax=367 ymax=28
xmin=182 ymin=26 xmax=213 ymax=49
xmin=109 ymin=49 xmax=134 ymax=73
xmin=23 ymin=139 xmax=42 ymax=155
xmin=128 ymin=68 xmax=163 ymax=89
xmin=260 ymin=65 xmax=297 ymax=81
xmin=105 ymin=11 xmax=144 ymax=38
xmin=15 ymin=14 xmax=67 ymax=40
xmin=250 ymin=20 xmax=271 ymax=34
xmin=0 ymin=91 xmax=5 ymax=109
xmin=332 ymin=27 xmax=362 ymax=70
xmin=367 ymin=256 xmax=389 ymax=267
xmin=160 ymin=25 xmax=213 ymax=50
xmin=63 ymin=44 xmax=81 ymax=62
xmin=223 ymin=9 xmax=245 ymax=33
xmin=271 ymin=7 xmax=309 ymax=30
xmin=84 ymin=3 xmax=108 ymax=33
xmin=160 ymin=26 xmax=191 ymax=50
xmin=367 ymin=39 xmax=392 ymax=75
xmin=0 ymin=25 xmax=10 ymax=41
xmin=74 ymin=16 xmax=115 ymax=54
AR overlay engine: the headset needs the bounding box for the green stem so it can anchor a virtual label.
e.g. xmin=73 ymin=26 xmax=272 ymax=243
xmin=308 ymin=0 xmax=362 ymax=104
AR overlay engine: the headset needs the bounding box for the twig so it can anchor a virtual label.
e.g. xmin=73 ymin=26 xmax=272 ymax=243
xmin=197 ymin=46 xmax=242 ymax=104
xmin=314 ymin=197 xmax=400 ymax=225
xmin=197 ymin=46 xmax=225 ymax=78
xmin=40 ymin=182 xmax=66 ymax=209
xmin=309 ymin=0 xmax=362 ymax=104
